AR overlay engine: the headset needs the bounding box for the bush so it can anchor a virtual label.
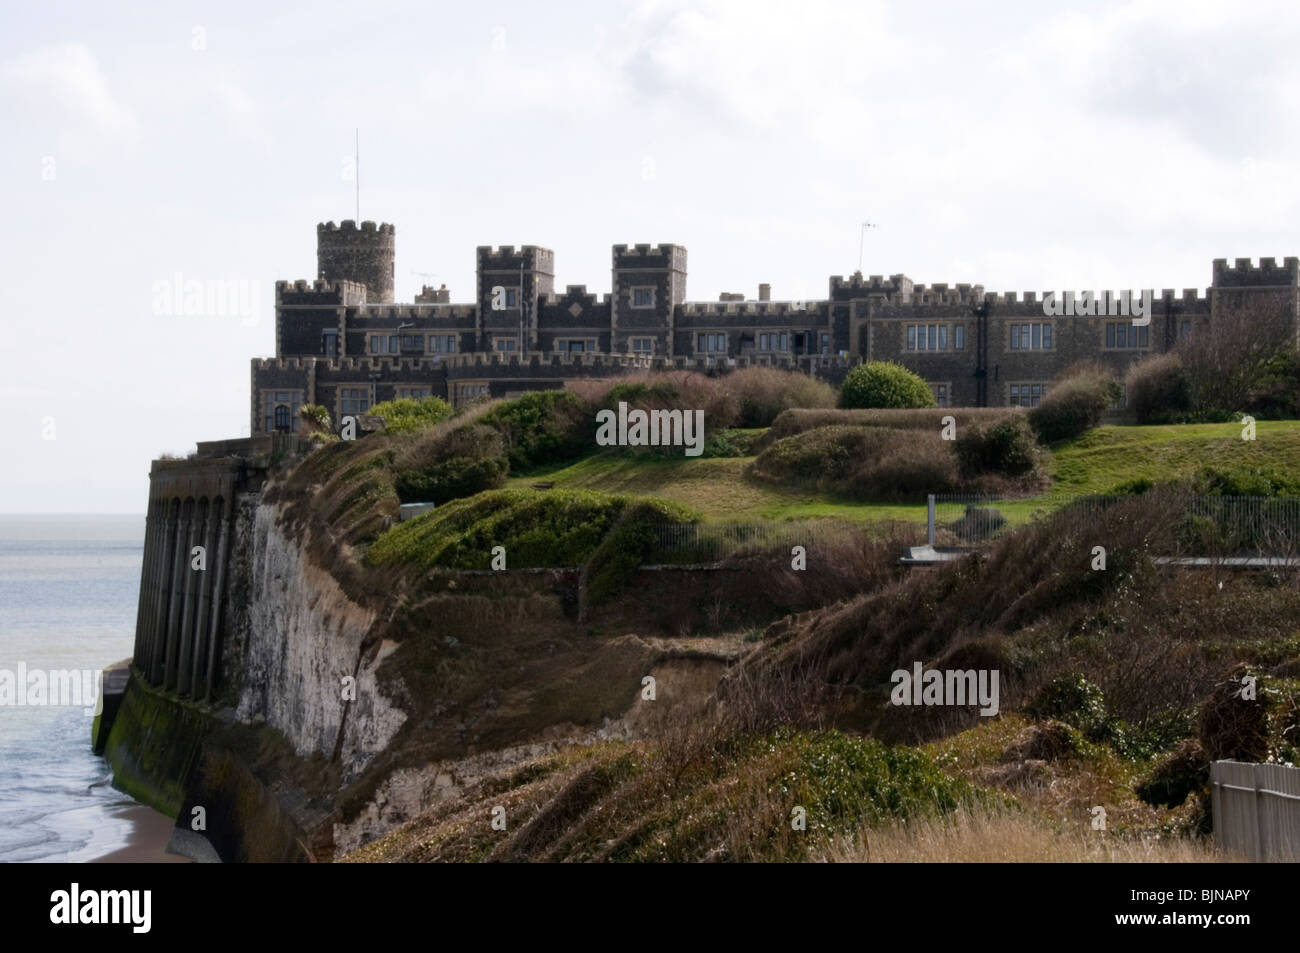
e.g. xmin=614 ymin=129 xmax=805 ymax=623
xmin=750 ymin=426 xmax=890 ymax=487
xmin=839 ymin=361 xmax=936 ymax=409
xmin=369 ymin=396 xmax=453 ymax=434
xmin=1027 ymin=365 xmax=1119 ymax=442
xmin=750 ymin=425 xmax=963 ymax=502
xmin=1126 ymin=353 xmax=1193 ymax=424
xmin=953 ymin=417 xmax=1038 ymax=478
xmin=481 ymin=390 xmax=590 ymax=471
xmin=1197 ymin=665 xmax=1273 ymax=762
xmin=726 ymin=366 xmax=837 ymax=427
xmin=393 ymin=425 xmax=508 ymax=504
xmin=846 ymin=434 xmax=961 ymax=501
xmin=298 ymin=404 xmax=333 ymax=439
xmin=1248 ymin=347 xmax=1300 ymax=418
xmin=1135 ymin=739 xmax=1210 ymax=808
xmin=1026 ymin=673 xmax=1109 ymax=736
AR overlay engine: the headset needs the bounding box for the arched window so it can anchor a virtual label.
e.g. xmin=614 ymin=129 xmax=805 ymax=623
xmin=273 ymin=404 xmax=291 ymax=432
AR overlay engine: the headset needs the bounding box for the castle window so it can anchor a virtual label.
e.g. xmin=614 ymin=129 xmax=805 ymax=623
xmin=697 ymin=332 xmax=726 ymax=353
xmin=1009 ymin=323 xmax=1052 ymax=350
xmin=929 ymin=382 xmax=950 ymax=408
xmin=263 ymin=390 xmax=302 ymax=433
xmin=908 ymin=324 xmax=955 ymax=351
xmin=369 ymin=334 xmax=399 ymax=354
xmin=428 ymin=335 xmax=456 ymax=354
xmin=495 ymin=338 xmax=518 ymax=352
xmin=557 ymin=339 xmax=596 ymax=354
xmin=505 ymin=289 xmax=518 ymax=308
xmin=340 ymin=388 xmax=370 ymax=416
xmin=820 ymin=333 xmax=830 ymax=354
xmin=455 ymin=382 xmax=489 ymax=406
xmin=954 ymin=325 xmax=965 ymax=350
xmin=1009 ymin=382 xmax=1048 ymax=408
xmin=1105 ymin=321 xmax=1148 ymax=349
xmin=758 ymin=332 xmax=790 ymax=352
xmin=322 ymin=330 xmax=339 ymax=358
xmin=630 ymin=337 xmax=654 ymax=353
xmin=632 ymin=287 xmax=655 ymax=308
xmin=400 ymin=334 xmax=423 ymax=352
xmin=1180 ymin=320 xmax=1192 ymax=339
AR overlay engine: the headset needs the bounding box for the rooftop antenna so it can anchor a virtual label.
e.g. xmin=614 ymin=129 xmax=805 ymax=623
xmin=858 ymin=222 xmax=878 ymax=273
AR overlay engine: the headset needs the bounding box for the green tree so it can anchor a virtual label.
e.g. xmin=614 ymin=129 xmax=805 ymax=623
xmin=838 ymin=361 xmax=936 ymax=409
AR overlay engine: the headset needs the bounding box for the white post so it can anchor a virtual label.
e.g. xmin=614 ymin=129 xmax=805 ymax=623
xmin=928 ymin=494 xmax=936 ymax=548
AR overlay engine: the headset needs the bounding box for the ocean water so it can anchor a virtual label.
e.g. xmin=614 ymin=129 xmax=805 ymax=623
xmin=0 ymin=515 xmax=146 ymax=862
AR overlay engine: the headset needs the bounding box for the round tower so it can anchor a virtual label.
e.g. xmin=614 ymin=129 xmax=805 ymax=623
xmin=316 ymin=220 xmax=395 ymax=303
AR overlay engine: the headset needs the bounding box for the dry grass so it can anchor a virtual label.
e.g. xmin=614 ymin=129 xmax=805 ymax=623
xmin=818 ymin=805 xmax=1234 ymax=863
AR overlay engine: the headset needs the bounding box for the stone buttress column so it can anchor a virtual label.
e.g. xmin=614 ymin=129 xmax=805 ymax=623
xmin=188 ymin=498 xmax=219 ymax=697
xmin=163 ymin=499 xmax=192 ymax=691
xmin=203 ymin=499 xmax=233 ymax=702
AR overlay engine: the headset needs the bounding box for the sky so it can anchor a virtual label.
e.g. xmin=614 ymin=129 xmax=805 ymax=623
xmin=3 ymin=0 xmax=1299 ymax=512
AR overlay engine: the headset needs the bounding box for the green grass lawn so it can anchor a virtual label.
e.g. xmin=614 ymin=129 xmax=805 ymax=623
xmin=506 ymin=420 xmax=1300 ymax=527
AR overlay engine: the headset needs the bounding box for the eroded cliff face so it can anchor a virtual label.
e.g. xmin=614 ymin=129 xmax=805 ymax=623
xmin=233 ymin=502 xmax=405 ymax=780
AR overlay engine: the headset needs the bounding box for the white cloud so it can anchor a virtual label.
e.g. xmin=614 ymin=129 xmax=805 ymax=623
xmin=0 ymin=43 xmax=136 ymax=137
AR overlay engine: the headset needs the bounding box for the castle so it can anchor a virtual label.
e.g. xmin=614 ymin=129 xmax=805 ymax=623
xmin=251 ymin=220 xmax=1300 ymax=432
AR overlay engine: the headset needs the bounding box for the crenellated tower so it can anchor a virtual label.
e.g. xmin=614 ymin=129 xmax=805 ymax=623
xmin=317 ymin=220 xmax=396 ymax=304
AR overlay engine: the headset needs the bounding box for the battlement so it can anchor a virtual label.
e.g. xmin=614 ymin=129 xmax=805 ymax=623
xmin=829 ymin=272 xmax=914 ymax=295
xmin=683 ymin=300 xmax=823 ymax=317
xmin=1211 ymin=256 xmax=1300 ymax=288
xmin=275 ymin=278 xmax=368 ymax=305
xmin=441 ymin=352 xmax=656 ymax=371
xmin=1157 ymin=288 xmax=1212 ymax=306
xmin=318 ymin=219 xmax=395 ymax=237
xmin=612 ymin=243 xmax=686 ymax=270
xmin=613 ymin=243 xmax=676 ymax=257
xmin=352 ymin=302 xmax=477 ymax=320
xmin=252 ymin=357 xmax=314 ymax=372
xmin=476 ymin=245 xmax=555 ymax=273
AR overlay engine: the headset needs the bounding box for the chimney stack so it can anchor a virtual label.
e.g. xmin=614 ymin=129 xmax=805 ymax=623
xmin=758 ymin=283 xmax=771 ymax=301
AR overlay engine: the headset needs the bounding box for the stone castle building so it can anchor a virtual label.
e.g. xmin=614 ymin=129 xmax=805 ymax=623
xmin=251 ymin=219 xmax=1300 ymax=433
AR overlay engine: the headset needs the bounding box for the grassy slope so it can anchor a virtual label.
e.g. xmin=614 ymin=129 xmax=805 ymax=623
xmin=507 ymin=421 xmax=1300 ymax=525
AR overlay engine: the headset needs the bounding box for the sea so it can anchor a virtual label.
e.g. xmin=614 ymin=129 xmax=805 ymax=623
xmin=0 ymin=514 xmax=146 ymax=862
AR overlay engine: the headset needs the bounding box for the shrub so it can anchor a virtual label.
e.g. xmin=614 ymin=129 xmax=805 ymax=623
xmin=846 ymin=434 xmax=961 ymax=501
xmin=369 ymin=396 xmax=453 ymax=434
xmin=839 ymin=361 xmax=936 ymax=409
xmin=1027 ymin=365 xmax=1119 ymax=442
xmin=727 ymin=366 xmax=836 ymax=427
xmin=1126 ymin=353 xmax=1193 ymax=424
xmin=393 ymin=425 xmax=508 ymax=504
xmin=1197 ymin=665 xmax=1273 ymax=762
xmin=481 ymin=390 xmax=589 ymax=471
xmin=953 ymin=417 xmax=1038 ymax=478
xmin=1135 ymin=739 xmax=1210 ymax=808
xmin=750 ymin=426 xmax=890 ymax=487
xmin=1247 ymin=347 xmax=1300 ymax=418
xmin=1025 ymin=673 xmax=1109 ymax=736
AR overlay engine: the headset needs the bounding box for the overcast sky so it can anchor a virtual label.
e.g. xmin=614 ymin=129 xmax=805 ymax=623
xmin=4 ymin=0 xmax=1299 ymax=512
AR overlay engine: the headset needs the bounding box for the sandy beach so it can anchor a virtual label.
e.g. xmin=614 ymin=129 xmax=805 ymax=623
xmin=90 ymin=805 xmax=192 ymax=863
